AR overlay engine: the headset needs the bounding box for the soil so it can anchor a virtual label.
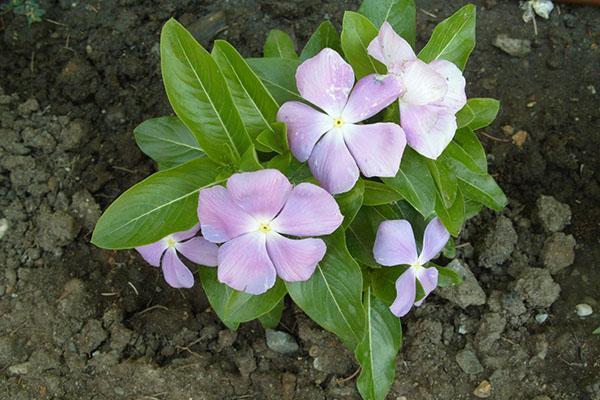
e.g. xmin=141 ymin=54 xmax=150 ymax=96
xmin=1 ymin=0 xmax=599 ymax=399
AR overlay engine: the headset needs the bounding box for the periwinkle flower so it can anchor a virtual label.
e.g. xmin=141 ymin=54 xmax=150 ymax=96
xmin=373 ymin=217 xmax=450 ymax=317
xmin=136 ymin=225 xmax=218 ymax=288
xmin=368 ymin=22 xmax=467 ymax=159
xmin=277 ymin=48 xmax=407 ymax=195
xmin=198 ymin=169 xmax=343 ymax=295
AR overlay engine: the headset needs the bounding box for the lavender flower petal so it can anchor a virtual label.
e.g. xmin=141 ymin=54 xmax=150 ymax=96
xmin=400 ymin=60 xmax=447 ymax=106
xmin=389 ymin=268 xmax=417 ymax=317
xmin=400 ymin=103 xmax=457 ymax=159
xmin=373 ymin=220 xmax=419 ymax=266
xmin=136 ymin=240 xmax=168 ymax=267
xmin=162 ymin=248 xmax=195 ymax=288
xmin=419 ymin=217 xmax=450 ymax=263
xmin=308 ymin=130 xmax=359 ymax=195
xmin=341 ymin=74 xmax=403 ymax=123
xmin=414 ymin=266 xmax=439 ymax=307
xmin=176 ymin=237 xmax=218 ymax=267
xmin=266 ymin=233 xmax=326 ymax=282
xmin=217 ymin=232 xmax=277 ymax=295
xmin=429 ymin=60 xmax=467 ymax=113
xmin=367 ymin=22 xmax=416 ymax=74
xmin=171 ymin=224 xmax=200 ymax=242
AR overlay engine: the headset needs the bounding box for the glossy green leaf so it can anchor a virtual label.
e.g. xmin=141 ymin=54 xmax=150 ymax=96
xmin=258 ymin=298 xmax=285 ymax=329
xmin=443 ymin=127 xmax=488 ymax=173
xmin=133 ymin=116 xmax=204 ymax=170
xmin=435 ymin=188 xmax=465 ymax=237
xmin=358 ymin=0 xmax=416 ymax=45
xmin=239 ymin=145 xmax=263 ymax=172
xmin=355 ymin=287 xmax=402 ymax=400
xmin=212 ymin=40 xmax=279 ymax=140
xmin=456 ymin=98 xmax=500 ymax=130
xmin=464 ymin=198 xmax=483 ymax=219
xmin=336 ymin=179 xmax=365 ymax=229
xmin=264 ymin=29 xmax=298 ymax=59
xmin=426 ymin=157 xmax=457 ymax=208
xmin=92 ymin=158 xmax=221 ymax=249
xmin=286 ymin=230 xmax=365 ymax=349
xmin=300 ymin=21 xmax=341 ymax=60
xmin=435 ymin=264 xmax=463 ymax=288
xmin=383 ymin=148 xmax=436 ymax=217
xmin=442 ymin=238 xmax=456 ymax=259
xmin=199 ymin=268 xmax=287 ymax=328
xmin=161 ymin=19 xmax=251 ymax=165
xmin=341 ymin=11 xmax=386 ymax=78
xmin=247 ymin=57 xmax=303 ymax=104
xmin=363 ymin=180 xmax=403 ymax=206
xmin=256 ymin=121 xmax=288 ymax=154
xmin=370 ymin=266 xmax=404 ymax=305
xmin=346 ymin=207 xmax=384 ymax=267
xmin=418 ymin=4 xmax=476 ymax=70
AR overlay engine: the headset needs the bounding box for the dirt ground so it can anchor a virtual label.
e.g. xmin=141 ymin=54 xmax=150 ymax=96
xmin=0 ymin=0 xmax=599 ymax=399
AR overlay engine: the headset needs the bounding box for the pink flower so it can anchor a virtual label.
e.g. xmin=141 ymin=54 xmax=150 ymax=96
xmin=368 ymin=22 xmax=467 ymax=159
xmin=373 ymin=217 xmax=450 ymax=317
xmin=277 ymin=48 xmax=406 ymax=195
xmin=198 ymin=169 xmax=343 ymax=295
xmin=136 ymin=225 xmax=218 ymax=288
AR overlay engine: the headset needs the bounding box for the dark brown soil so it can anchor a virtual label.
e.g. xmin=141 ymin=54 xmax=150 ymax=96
xmin=1 ymin=1 xmax=598 ymax=399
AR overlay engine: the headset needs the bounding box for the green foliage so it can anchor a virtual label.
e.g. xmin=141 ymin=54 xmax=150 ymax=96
xmin=300 ymin=21 xmax=341 ymax=60
xmin=341 ymin=11 xmax=386 ymax=78
xmin=264 ymin=29 xmax=298 ymax=59
xmin=1 ymin=0 xmax=44 ymax=25
xmin=358 ymin=0 xmax=416 ymax=45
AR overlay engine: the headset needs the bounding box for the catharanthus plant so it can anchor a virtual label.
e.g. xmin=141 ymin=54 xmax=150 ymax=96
xmin=91 ymin=2 xmax=506 ymax=399
xmin=198 ymin=169 xmax=342 ymax=294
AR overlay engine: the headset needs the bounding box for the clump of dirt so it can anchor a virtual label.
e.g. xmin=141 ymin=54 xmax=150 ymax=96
xmin=1 ymin=0 xmax=599 ymax=399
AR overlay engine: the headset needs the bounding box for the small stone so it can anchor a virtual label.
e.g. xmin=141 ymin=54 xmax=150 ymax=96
xmin=216 ymin=330 xmax=237 ymax=351
xmin=478 ymin=216 xmax=517 ymax=268
xmin=437 ymin=259 xmax=487 ymax=308
xmin=576 ymin=304 xmax=593 ymax=317
xmin=493 ymin=34 xmax=531 ymax=57
xmin=512 ymin=130 xmax=528 ymax=147
xmin=536 ymin=195 xmax=571 ymax=232
xmin=0 ymin=218 xmax=8 ymax=240
xmin=541 ymin=232 xmax=576 ymax=274
xmin=8 ymin=361 xmax=30 ymax=375
xmin=473 ymin=380 xmax=492 ymax=398
xmin=17 ymin=98 xmax=39 ymax=116
xmin=266 ymin=329 xmax=299 ymax=354
xmin=475 ymin=313 xmax=506 ymax=352
xmin=535 ymin=313 xmax=549 ymax=324
xmin=455 ymin=349 xmax=484 ymax=375
xmin=513 ymin=268 xmax=561 ymax=308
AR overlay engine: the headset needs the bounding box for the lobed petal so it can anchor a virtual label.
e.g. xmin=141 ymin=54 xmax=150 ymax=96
xmin=176 ymin=237 xmax=218 ymax=267
xmin=389 ymin=268 xmax=417 ymax=317
xmin=373 ymin=220 xmax=419 ymax=266
xmin=429 ymin=60 xmax=467 ymax=113
xmin=277 ymin=101 xmax=333 ymax=162
xmin=217 ymin=232 xmax=277 ymax=295
xmin=367 ymin=22 xmax=417 ymax=74
xmin=266 ymin=233 xmax=326 ymax=282
xmin=171 ymin=224 xmax=200 ymax=242
xmin=295 ymin=48 xmax=355 ymax=116
xmin=136 ymin=239 xmax=168 ymax=267
xmin=419 ymin=217 xmax=450 ymax=263
xmin=272 ymin=182 xmax=343 ymax=237
xmin=400 ymin=103 xmax=457 ymax=160
xmin=400 ymin=59 xmax=447 ymax=106
xmin=307 ymin=130 xmax=359 ymax=195
xmin=161 ymin=248 xmax=195 ymax=288
xmin=198 ymin=186 xmax=257 ymax=244
xmin=343 ymin=122 xmax=406 ymax=178
xmin=414 ymin=266 xmax=439 ymax=307
xmin=341 ymin=74 xmax=403 ymax=123
xmin=227 ymin=169 xmax=292 ymax=221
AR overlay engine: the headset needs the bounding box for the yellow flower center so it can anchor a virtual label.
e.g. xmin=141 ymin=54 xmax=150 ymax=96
xmin=258 ymin=223 xmax=272 ymax=234
xmin=333 ymin=117 xmax=344 ymax=128
xmin=166 ymin=238 xmax=177 ymax=248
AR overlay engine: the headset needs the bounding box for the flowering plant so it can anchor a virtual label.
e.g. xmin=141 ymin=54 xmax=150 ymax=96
xmin=92 ymin=1 xmax=506 ymax=399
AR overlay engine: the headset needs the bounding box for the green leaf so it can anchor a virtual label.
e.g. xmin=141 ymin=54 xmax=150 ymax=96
xmin=256 ymin=121 xmax=288 ymax=154
xmin=456 ymin=98 xmax=500 ymax=130
xmin=212 ymin=40 xmax=279 ymax=140
xmin=435 ymin=188 xmax=465 ymax=237
xmin=286 ymin=230 xmax=365 ymax=349
xmin=346 ymin=207 xmax=384 ymax=267
xmin=358 ymin=0 xmax=416 ymax=45
xmin=133 ymin=116 xmax=204 ymax=170
xmin=593 ymin=326 xmax=600 ymax=335
xmin=383 ymin=148 xmax=436 ymax=217
xmin=198 ymin=268 xmax=287 ymax=328
xmin=426 ymin=157 xmax=457 ymax=208
xmin=341 ymin=11 xmax=386 ymax=79
xmin=355 ymin=287 xmax=402 ymax=400
xmin=442 ymin=127 xmax=488 ymax=173
xmin=239 ymin=145 xmax=263 ymax=172
xmin=442 ymin=238 xmax=456 ymax=258
xmin=264 ymin=29 xmax=298 ymax=59
xmin=247 ymin=57 xmax=303 ymax=105
xmin=370 ymin=266 xmax=404 ymax=305
xmin=418 ymin=4 xmax=476 ymax=70
xmin=161 ymin=19 xmax=251 ymax=165
xmin=363 ymin=180 xmax=403 ymax=206
xmin=258 ymin=298 xmax=285 ymax=329
xmin=336 ymin=179 xmax=365 ymax=229
xmin=92 ymin=158 xmax=221 ymax=249
xmin=435 ymin=264 xmax=463 ymax=288
xmin=300 ymin=21 xmax=341 ymax=61
xmin=464 ymin=198 xmax=483 ymax=220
